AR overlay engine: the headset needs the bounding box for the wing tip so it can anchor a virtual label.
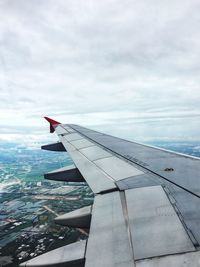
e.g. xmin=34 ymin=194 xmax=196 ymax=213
xmin=44 ymin=116 xmax=61 ymax=126
xmin=44 ymin=116 xmax=61 ymax=133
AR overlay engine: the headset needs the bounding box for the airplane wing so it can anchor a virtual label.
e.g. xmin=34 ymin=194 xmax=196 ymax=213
xmin=20 ymin=117 xmax=200 ymax=266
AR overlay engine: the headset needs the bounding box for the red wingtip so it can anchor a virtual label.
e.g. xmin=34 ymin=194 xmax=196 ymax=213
xmin=44 ymin=117 xmax=61 ymax=133
xmin=44 ymin=117 xmax=61 ymax=126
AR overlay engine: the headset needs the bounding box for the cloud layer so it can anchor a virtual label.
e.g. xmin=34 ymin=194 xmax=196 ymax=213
xmin=1 ymin=0 xmax=200 ymax=143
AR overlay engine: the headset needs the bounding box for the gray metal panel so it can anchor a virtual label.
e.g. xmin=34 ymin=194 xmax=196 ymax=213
xmin=80 ymin=145 xmax=112 ymax=161
xmin=69 ymin=150 xmax=116 ymax=193
xmin=70 ymin=139 xmax=94 ymax=149
xmin=147 ymin=156 xmax=200 ymax=196
xmin=125 ymin=186 xmax=194 ymax=260
xmin=59 ymin=136 xmax=76 ymax=152
xmin=55 ymin=125 xmax=68 ymax=135
xmin=65 ymin=142 xmax=76 ymax=152
xmin=19 ymin=240 xmax=86 ymax=267
xmin=94 ymin=156 xmax=144 ymax=181
xmin=65 ymin=133 xmax=83 ymax=141
xmin=62 ymin=125 xmax=71 ymax=130
xmin=136 ymin=251 xmax=200 ymax=267
xmin=63 ymin=126 xmax=75 ymax=133
xmin=85 ymin=192 xmax=133 ymax=267
xmin=116 ymin=174 xmax=159 ymax=190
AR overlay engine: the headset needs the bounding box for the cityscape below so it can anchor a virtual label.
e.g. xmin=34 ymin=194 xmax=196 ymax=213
xmin=0 ymin=140 xmax=200 ymax=266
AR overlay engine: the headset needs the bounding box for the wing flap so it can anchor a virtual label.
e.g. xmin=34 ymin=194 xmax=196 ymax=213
xmin=125 ymin=185 xmax=195 ymax=260
xmin=136 ymin=251 xmax=200 ymax=267
xmin=85 ymin=192 xmax=134 ymax=267
xmin=19 ymin=240 xmax=86 ymax=267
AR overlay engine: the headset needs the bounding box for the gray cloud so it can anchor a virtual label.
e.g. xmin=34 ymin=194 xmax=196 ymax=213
xmin=0 ymin=0 xmax=200 ymax=142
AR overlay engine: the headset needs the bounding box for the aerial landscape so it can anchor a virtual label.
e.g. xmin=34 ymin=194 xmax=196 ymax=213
xmin=0 ymin=138 xmax=200 ymax=266
xmin=0 ymin=141 xmax=93 ymax=266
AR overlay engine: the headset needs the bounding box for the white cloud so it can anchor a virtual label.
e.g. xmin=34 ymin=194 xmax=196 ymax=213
xmin=0 ymin=0 xmax=200 ymax=143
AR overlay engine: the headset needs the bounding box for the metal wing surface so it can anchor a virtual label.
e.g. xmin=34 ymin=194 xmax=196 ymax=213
xmin=20 ymin=118 xmax=200 ymax=267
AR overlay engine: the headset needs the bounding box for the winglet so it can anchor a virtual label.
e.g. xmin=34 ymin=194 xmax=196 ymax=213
xmin=44 ymin=117 xmax=61 ymax=133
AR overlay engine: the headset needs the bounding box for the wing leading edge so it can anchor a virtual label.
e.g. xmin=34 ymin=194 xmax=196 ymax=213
xmin=20 ymin=118 xmax=200 ymax=267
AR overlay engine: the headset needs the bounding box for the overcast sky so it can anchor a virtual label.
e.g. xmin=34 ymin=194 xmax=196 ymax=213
xmin=0 ymin=0 xmax=200 ymax=144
